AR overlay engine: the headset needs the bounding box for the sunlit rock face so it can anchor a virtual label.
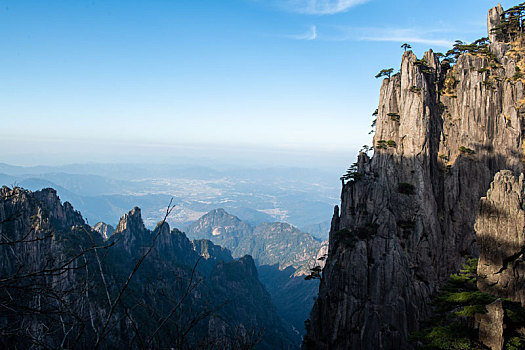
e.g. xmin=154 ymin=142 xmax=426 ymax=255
xmin=304 ymin=5 xmax=525 ymax=349
xmin=93 ymin=221 xmax=114 ymax=240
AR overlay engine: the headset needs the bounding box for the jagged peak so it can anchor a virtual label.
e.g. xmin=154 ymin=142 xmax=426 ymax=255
xmin=212 ymin=254 xmax=257 ymax=277
xmin=401 ymin=50 xmax=417 ymax=61
xmin=1 ymin=186 xmax=85 ymax=231
xmin=237 ymin=255 xmax=258 ymax=277
xmin=152 ymin=220 xmax=174 ymax=248
xmin=171 ymin=227 xmax=185 ymax=235
xmin=37 ymin=187 xmax=58 ymax=196
xmin=399 ymin=50 xmax=417 ymax=72
xmin=33 ymin=188 xmax=84 ymax=227
xmin=423 ymin=49 xmax=440 ymax=70
xmin=33 ymin=187 xmax=60 ymax=205
xmin=130 ymin=206 xmax=141 ymax=216
xmin=488 ymin=3 xmax=504 ymax=43
xmin=153 ymin=220 xmax=170 ymax=235
xmin=114 ymin=206 xmax=146 ymax=235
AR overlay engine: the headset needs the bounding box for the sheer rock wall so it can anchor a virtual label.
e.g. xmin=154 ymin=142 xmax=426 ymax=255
xmin=305 ymin=5 xmax=525 ymax=349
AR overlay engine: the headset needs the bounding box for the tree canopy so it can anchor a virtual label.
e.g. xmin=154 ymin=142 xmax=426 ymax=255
xmin=491 ymin=3 xmax=525 ymax=42
xmin=444 ymin=38 xmax=489 ymax=63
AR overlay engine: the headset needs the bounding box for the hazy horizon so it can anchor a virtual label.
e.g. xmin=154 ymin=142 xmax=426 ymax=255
xmin=0 ymin=138 xmax=358 ymax=171
xmin=1 ymin=0 xmax=514 ymax=171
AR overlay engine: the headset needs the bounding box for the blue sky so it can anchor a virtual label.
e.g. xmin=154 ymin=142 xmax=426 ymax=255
xmin=0 ymin=0 xmax=517 ymax=168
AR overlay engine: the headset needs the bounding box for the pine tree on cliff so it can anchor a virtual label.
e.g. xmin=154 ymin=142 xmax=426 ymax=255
xmin=375 ymin=68 xmax=393 ymax=79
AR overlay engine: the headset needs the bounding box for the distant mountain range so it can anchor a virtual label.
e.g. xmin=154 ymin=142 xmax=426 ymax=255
xmin=0 ymin=162 xmax=336 ymax=239
xmin=184 ymin=208 xmax=324 ymax=270
xmin=0 ymin=162 xmax=334 ymax=341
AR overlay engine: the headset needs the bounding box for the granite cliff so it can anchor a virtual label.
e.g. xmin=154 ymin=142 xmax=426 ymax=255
xmin=305 ymin=4 xmax=525 ymax=349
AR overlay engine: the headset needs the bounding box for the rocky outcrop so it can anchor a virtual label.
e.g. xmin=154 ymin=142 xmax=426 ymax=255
xmin=93 ymin=221 xmax=114 ymax=240
xmin=192 ymin=238 xmax=233 ymax=262
xmin=488 ymin=4 xmax=504 ymax=44
xmin=477 ymin=299 xmax=506 ymax=350
xmin=0 ymin=187 xmax=104 ymax=348
xmin=305 ymin=5 xmax=525 ymax=349
xmin=476 ymin=170 xmax=525 ymax=306
xmin=113 ymin=206 xmax=149 ymax=254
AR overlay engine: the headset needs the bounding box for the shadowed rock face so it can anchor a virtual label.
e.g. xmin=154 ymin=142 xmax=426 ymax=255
xmin=0 ymin=187 xmax=300 ymax=349
xmin=192 ymin=238 xmax=233 ymax=262
xmin=476 ymin=170 xmax=525 ymax=306
xmin=304 ymin=5 xmax=525 ymax=350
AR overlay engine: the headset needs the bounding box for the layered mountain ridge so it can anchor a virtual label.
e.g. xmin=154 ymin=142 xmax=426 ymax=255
xmin=0 ymin=186 xmax=299 ymax=348
xmin=184 ymin=208 xmax=328 ymax=337
xmin=305 ymin=4 xmax=525 ymax=349
xmin=185 ymin=208 xmax=325 ymax=271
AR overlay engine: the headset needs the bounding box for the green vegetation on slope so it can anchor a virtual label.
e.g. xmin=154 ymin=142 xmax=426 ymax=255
xmin=410 ymin=259 xmax=525 ymax=349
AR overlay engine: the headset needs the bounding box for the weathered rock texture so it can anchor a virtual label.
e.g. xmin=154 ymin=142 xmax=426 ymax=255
xmin=488 ymin=4 xmax=504 ymax=44
xmin=305 ymin=5 xmax=525 ymax=349
xmin=476 ymin=170 xmax=525 ymax=306
xmin=477 ymin=299 xmax=505 ymax=350
xmin=0 ymin=187 xmax=105 ymax=348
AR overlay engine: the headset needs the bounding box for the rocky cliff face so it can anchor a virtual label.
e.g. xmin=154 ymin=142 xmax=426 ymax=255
xmin=473 ymin=170 xmax=525 ymax=349
xmin=192 ymin=238 xmax=233 ymax=262
xmin=305 ymin=5 xmax=525 ymax=349
xmin=0 ymin=187 xmax=105 ymax=348
xmin=476 ymin=170 xmax=525 ymax=306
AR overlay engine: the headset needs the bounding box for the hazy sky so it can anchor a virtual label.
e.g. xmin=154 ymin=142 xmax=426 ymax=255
xmin=0 ymin=0 xmax=516 ymax=168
